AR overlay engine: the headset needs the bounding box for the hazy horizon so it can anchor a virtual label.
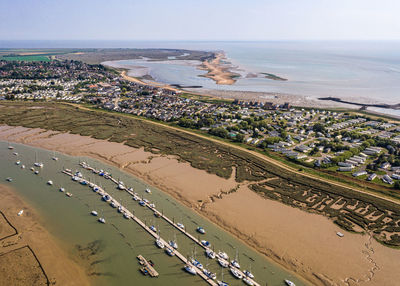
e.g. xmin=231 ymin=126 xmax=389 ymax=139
xmin=1 ymin=0 xmax=400 ymax=42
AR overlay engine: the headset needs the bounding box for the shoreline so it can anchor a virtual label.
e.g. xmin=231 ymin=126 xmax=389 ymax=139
xmin=197 ymin=52 xmax=240 ymax=85
xmin=0 ymin=184 xmax=90 ymax=286
xmin=2 ymin=125 xmax=400 ymax=286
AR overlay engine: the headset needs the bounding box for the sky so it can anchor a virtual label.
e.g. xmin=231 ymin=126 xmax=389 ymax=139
xmin=1 ymin=0 xmax=400 ymax=41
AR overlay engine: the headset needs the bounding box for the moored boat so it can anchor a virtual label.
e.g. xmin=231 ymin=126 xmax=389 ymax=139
xmin=59 ymin=187 xmax=65 ymax=192
xmin=230 ymin=267 xmax=243 ymax=279
xmin=218 ymin=258 xmax=229 ymax=268
xmin=98 ymin=217 xmax=106 ymax=224
xmin=184 ymin=264 xmax=197 ymax=275
xmin=284 ymin=280 xmax=296 ymax=286
xmin=197 ymin=226 xmax=206 ymax=234
xmin=91 ymin=210 xmax=98 ymax=216
xmin=47 ymin=180 xmax=53 ymax=185
xmin=206 ymin=249 xmax=216 ymax=259
xmin=243 ymin=277 xmax=254 ymax=285
xmin=218 ymin=251 xmax=229 ymax=260
xmin=155 ymin=239 xmax=165 ymax=249
xmin=201 ymin=240 xmax=210 ymax=247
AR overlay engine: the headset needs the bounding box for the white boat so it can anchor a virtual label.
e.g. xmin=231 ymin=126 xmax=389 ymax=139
xmin=13 ymin=152 xmax=18 ymax=156
xmin=118 ymin=206 xmax=123 ymax=213
xmin=243 ymin=277 xmax=254 ymax=285
xmin=206 ymin=249 xmax=216 ymax=259
xmin=6 ymin=177 xmax=12 ymax=182
xmin=16 ymin=160 xmax=21 ymax=165
xmin=59 ymin=187 xmax=65 ymax=192
xmin=123 ymin=212 xmax=131 ymax=219
xmin=91 ymin=210 xmax=98 ymax=216
xmin=201 ymin=240 xmax=211 ymax=247
xmin=117 ymin=184 xmax=125 ymax=190
xmin=243 ymin=270 xmax=254 ymax=279
xmin=231 ymin=259 xmax=240 ymax=269
xmin=197 ymin=226 xmax=206 ymax=234
xmin=184 ymin=264 xmax=197 ymax=275
xmin=98 ymin=217 xmax=106 ymax=224
xmin=203 ymin=269 xmax=217 ymax=280
xmin=218 ymin=251 xmax=229 ymax=260
xmin=34 ymin=162 xmax=44 ymax=168
xmin=8 ymin=145 xmax=14 ymax=150
xmin=52 ymin=152 xmax=58 ymax=161
xmin=177 ymin=222 xmax=185 ymax=229
xmin=230 ymin=267 xmax=243 ymax=279
xmin=17 ymin=210 xmax=23 ymax=216
xmin=285 ymin=280 xmax=296 ymax=286
xmin=66 ymin=192 xmax=73 ymax=197
xmin=149 ymin=203 xmax=155 ymax=208
xmin=155 ymin=239 xmax=165 ymax=249
xmin=72 ymin=176 xmax=79 ymax=181
xmin=30 ymin=167 xmax=35 ymax=171
xmin=110 ymin=201 xmax=117 ymax=208
xmin=34 ymin=170 xmax=39 ymax=175
xmin=231 ymin=249 xmax=240 ymax=268
xmin=21 ymin=165 xmax=25 ymax=169
xmin=145 ymin=188 xmax=151 ymax=194
xmin=218 ymin=258 xmax=229 ymax=268
xmin=47 ymin=180 xmax=53 ymax=185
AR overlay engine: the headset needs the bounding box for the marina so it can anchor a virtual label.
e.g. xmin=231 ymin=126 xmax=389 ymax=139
xmin=0 ymin=141 xmax=305 ymax=286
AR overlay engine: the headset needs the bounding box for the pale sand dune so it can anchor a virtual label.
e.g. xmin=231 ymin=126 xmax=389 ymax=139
xmin=0 ymin=185 xmax=90 ymax=286
xmin=1 ymin=124 xmax=400 ymax=286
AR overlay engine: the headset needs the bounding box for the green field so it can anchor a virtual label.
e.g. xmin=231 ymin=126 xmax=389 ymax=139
xmin=0 ymin=55 xmax=51 ymax=62
xmin=1 ymin=101 xmax=400 ymax=247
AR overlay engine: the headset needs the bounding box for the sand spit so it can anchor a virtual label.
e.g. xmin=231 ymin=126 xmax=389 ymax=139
xmin=198 ymin=52 xmax=239 ymax=85
xmin=0 ymin=184 xmax=90 ymax=286
xmin=1 ymin=125 xmax=400 ymax=286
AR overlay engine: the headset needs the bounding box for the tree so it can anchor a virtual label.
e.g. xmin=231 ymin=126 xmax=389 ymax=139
xmin=234 ymin=133 xmax=245 ymax=143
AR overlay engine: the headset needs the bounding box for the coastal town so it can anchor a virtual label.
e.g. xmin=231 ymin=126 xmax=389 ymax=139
xmin=1 ymin=59 xmax=400 ymax=189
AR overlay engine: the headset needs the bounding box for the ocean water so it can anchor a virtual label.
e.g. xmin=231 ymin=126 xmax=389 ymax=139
xmin=97 ymin=41 xmax=400 ymax=105
xmin=0 ymin=141 xmax=307 ymax=286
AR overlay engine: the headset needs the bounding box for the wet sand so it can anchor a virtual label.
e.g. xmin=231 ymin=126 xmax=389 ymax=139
xmin=0 ymin=184 xmax=90 ymax=286
xmin=1 ymin=125 xmax=400 ymax=286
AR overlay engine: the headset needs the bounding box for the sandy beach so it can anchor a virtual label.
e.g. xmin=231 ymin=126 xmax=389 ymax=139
xmin=1 ymin=125 xmax=400 ymax=286
xmin=0 ymin=184 xmax=90 ymax=286
xmin=198 ymin=52 xmax=239 ymax=85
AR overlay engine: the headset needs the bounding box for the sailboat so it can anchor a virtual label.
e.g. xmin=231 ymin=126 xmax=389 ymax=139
xmin=7 ymin=142 xmax=14 ymax=150
xmin=168 ymin=232 xmax=178 ymax=249
xmin=217 ymin=266 xmax=229 ymax=286
xmin=33 ymin=151 xmax=43 ymax=168
xmin=230 ymin=249 xmax=240 ymax=268
xmin=52 ymin=151 xmax=58 ymax=161
xmin=155 ymin=230 xmax=164 ymax=249
xmin=284 ymin=280 xmax=296 ymax=286
xmin=206 ymin=248 xmax=216 ymax=259
xmin=229 ymin=267 xmax=243 ymax=279
xmin=98 ymin=210 xmax=106 ymax=223
xmin=243 ymin=264 xmax=254 ymax=279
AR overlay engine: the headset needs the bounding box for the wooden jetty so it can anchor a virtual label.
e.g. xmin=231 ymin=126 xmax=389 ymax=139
xmin=137 ymin=255 xmax=159 ymax=277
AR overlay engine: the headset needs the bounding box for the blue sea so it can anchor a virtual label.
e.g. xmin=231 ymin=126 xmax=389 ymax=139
xmin=2 ymin=40 xmax=400 ymax=106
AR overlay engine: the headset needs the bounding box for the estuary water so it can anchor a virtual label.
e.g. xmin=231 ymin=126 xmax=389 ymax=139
xmin=102 ymin=41 xmax=400 ymax=105
xmin=0 ymin=141 xmax=307 ymax=286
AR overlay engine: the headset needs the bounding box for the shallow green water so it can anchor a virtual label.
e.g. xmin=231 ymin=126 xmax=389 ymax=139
xmin=0 ymin=141 xmax=307 ymax=286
